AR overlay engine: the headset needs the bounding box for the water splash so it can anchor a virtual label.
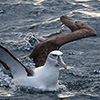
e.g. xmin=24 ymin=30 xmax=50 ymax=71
xmin=24 ymin=32 xmax=40 ymax=50
xmin=57 ymin=92 xmax=75 ymax=99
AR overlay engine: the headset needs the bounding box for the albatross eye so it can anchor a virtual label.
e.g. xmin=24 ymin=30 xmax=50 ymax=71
xmin=50 ymin=54 xmax=58 ymax=59
xmin=52 ymin=54 xmax=57 ymax=57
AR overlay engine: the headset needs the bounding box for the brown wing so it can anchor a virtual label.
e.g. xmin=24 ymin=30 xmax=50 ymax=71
xmin=29 ymin=16 xmax=97 ymax=67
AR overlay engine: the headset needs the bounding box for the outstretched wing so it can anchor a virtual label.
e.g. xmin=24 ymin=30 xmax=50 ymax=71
xmin=0 ymin=45 xmax=34 ymax=79
xmin=29 ymin=16 xmax=97 ymax=67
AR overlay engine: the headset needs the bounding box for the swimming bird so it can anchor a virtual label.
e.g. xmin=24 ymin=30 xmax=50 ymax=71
xmin=0 ymin=16 xmax=97 ymax=91
xmin=0 ymin=45 xmax=67 ymax=91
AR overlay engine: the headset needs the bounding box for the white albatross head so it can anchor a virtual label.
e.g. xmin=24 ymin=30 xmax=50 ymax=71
xmin=44 ymin=50 xmax=67 ymax=70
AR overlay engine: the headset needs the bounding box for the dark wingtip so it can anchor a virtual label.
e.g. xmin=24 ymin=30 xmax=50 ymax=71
xmin=60 ymin=15 xmax=69 ymax=21
xmin=60 ymin=15 xmax=66 ymax=21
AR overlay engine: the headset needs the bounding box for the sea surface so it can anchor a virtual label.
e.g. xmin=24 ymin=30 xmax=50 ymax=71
xmin=0 ymin=0 xmax=100 ymax=100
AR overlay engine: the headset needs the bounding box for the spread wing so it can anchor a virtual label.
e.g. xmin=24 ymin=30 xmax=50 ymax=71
xmin=0 ymin=45 xmax=34 ymax=78
xmin=29 ymin=16 xmax=97 ymax=67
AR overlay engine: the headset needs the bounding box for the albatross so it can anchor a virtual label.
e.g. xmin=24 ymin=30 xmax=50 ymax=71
xmin=0 ymin=16 xmax=97 ymax=91
xmin=0 ymin=45 xmax=66 ymax=91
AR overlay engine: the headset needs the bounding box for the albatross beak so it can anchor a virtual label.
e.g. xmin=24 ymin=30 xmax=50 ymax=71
xmin=58 ymin=56 xmax=67 ymax=70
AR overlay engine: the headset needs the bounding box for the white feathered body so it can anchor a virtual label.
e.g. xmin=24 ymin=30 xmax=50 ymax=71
xmin=15 ymin=65 xmax=59 ymax=91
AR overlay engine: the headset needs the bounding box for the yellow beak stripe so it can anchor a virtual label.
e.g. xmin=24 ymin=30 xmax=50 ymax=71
xmin=64 ymin=64 xmax=67 ymax=70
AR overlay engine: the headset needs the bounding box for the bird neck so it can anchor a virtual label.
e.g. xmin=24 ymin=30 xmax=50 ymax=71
xmin=44 ymin=59 xmax=59 ymax=79
xmin=44 ymin=57 xmax=58 ymax=67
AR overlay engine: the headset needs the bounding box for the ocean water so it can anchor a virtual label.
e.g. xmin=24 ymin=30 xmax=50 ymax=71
xmin=0 ymin=0 xmax=100 ymax=100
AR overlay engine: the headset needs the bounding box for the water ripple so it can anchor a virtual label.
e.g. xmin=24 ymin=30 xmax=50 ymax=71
xmin=0 ymin=0 xmax=100 ymax=99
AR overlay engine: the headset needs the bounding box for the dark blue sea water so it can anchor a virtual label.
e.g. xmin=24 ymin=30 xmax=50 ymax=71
xmin=0 ymin=0 xmax=100 ymax=100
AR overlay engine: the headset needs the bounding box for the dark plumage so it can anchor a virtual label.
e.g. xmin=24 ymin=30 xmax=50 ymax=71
xmin=29 ymin=16 xmax=97 ymax=67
